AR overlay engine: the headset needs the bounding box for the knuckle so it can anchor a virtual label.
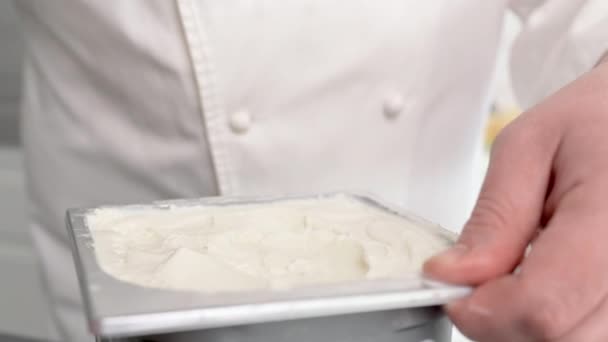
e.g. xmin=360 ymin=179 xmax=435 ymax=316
xmin=518 ymin=283 xmax=569 ymax=340
xmin=491 ymin=113 xmax=555 ymax=158
xmin=467 ymin=193 xmax=513 ymax=234
xmin=520 ymin=305 xmax=564 ymax=340
xmin=491 ymin=117 xmax=531 ymax=149
xmin=492 ymin=122 xmax=516 ymax=148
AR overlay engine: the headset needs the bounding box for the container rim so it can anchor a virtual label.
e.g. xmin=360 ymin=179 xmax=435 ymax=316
xmin=65 ymin=192 xmax=471 ymax=338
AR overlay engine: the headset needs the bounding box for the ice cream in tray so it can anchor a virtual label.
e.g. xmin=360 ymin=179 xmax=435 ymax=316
xmin=66 ymin=192 xmax=471 ymax=339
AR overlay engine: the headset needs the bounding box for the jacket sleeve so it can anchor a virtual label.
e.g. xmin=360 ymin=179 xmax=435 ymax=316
xmin=509 ymin=0 xmax=608 ymax=109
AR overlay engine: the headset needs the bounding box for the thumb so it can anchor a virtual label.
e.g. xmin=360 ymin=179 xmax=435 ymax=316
xmin=424 ymin=115 xmax=558 ymax=285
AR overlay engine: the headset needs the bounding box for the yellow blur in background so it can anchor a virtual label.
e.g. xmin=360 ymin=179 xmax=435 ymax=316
xmin=485 ymin=108 xmax=520 ymax=148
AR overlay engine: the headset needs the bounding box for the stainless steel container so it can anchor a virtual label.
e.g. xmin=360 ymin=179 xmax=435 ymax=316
xmin=98 ymin=309 xmax=452 ymax=342
xmin=66 ymin=193 xmax=470 ymax=342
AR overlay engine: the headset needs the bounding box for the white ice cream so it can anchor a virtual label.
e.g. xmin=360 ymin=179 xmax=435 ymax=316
xmin=86 ymin=196 xmax=451 ymax=293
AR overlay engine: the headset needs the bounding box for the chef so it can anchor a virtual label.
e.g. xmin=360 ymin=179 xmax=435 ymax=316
xmin=14 ymin=0 xmax=608 ymax=341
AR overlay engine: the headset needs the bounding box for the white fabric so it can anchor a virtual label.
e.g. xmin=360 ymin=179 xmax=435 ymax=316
xmin=510 ymin=0 xmax=608 ymax=108
xmin=13 ymin=0 xmax=608 ymax=340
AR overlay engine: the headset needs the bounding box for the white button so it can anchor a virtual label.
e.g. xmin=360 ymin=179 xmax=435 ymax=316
xmin=229 ymin=110 xmax=252 ymax=134
xmin=383 ymin=93 xmax=405 ymax=119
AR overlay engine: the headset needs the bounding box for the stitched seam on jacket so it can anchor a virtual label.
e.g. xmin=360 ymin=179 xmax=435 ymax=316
xmin=176 ymin=0 xmax=232 ymax=194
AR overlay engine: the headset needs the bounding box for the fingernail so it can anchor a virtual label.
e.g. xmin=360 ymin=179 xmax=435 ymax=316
xmin=430 ymin=244 xmax=470 ymax=265
xmin=447 ymin=299 xmax=492 ymax=318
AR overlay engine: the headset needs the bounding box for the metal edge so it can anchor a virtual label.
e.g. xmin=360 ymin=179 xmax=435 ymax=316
xmin=98 ymin=285 xmax=471 ymax=337
xmin=66 ymin=209 xmax=101 ymax=334
xmin=66 ymin=192 xmax=470 ymax=337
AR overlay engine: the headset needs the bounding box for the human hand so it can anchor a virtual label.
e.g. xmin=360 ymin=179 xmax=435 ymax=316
xmin=424 ymin=62 xmax=608 ymax=341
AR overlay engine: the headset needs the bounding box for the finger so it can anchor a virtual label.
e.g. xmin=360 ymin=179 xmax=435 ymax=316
xmin=555 ymin=294 xmax=608 ymax=342
xmin=446 ymin=187 xmax=608 ymax=342
xmin=425 ymin=113 xmax=561 ymax=284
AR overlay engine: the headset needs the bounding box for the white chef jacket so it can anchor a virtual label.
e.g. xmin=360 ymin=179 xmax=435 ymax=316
xmin=14 ymin=0 xmax=608 ymax=340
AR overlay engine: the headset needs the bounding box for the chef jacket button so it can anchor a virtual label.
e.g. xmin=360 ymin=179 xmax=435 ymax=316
xmin=383 ymin=93 xmax=405 ymax=119
xmin=229 ymin=110 xmax=252 ymax=134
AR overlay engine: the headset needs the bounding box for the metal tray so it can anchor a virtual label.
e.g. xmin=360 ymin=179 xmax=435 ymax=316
xmin=66 ymin=192 xmax=470 ymax=338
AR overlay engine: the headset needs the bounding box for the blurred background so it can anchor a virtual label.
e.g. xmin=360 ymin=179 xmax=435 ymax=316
xmin=0 ymin=1 xmax=58 ymax=341
xmin=0 ymin=1 xmax=521 ymax=340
